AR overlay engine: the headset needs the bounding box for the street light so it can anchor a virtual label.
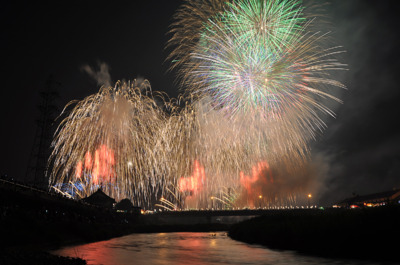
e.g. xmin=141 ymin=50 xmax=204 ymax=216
xmin=258 ymin=195 xmax=262 ymax=208
xmin=308 ymin=194 xmax=312 ymax=208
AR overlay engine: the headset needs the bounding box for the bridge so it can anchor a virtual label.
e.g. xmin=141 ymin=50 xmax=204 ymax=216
xmin=0 ymin=178 xmax=318 ymax=227
xmin=142 ymin=208 xmax=316 ymax=226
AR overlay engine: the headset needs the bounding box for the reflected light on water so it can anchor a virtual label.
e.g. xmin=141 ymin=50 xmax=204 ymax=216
xmin=52 ymin=232 xmax=383 ymax=265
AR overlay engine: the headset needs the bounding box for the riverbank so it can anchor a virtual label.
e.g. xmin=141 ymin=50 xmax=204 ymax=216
xmin=0 ymin=248 xmax=86 ymax=265
xmin=0 ymin=179 xmax=230 ymax=264
xmin=5 ymin=179 xmax=399 ymax=262
xmin=0 ymin=179 xmax=142 ymax=264
xmin=228 ymin=206 xmax=400 ymax=261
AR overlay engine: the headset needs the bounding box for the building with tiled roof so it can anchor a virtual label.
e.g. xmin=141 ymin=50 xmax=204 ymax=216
xmin=335 ymin=189 xmax=400 ymax=208
xmin=81 ymin=188 xmax=116 ymax=209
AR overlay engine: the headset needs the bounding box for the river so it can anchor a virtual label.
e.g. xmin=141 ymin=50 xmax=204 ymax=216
xmin=52 ymin=232 xmax=385 ymax=265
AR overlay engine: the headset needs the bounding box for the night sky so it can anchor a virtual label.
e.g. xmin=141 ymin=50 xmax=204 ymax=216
xmin=1 ymin=0 xmax=399 ymax=205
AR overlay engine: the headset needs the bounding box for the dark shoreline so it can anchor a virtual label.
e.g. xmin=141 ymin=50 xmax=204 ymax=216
xmin=3 ymin=180 xmax=400 ymax=263
xmin=1 ymin=222 xmax=230 ymax=265
xmin=228 ymin=206 xmax=400 ymax=262
xmin=1 ymin=179 xmax=231 ymax=264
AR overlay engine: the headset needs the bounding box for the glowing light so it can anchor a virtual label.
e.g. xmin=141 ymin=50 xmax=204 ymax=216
xmin=49 ymin=79 xmax=172 ymax=207
xmin=240 ymin=161 xmax=271 ymax=195
xmin=165 ymin=0 xmax=345 ymax=209
xmin=179 ymin=160 xmax=206 ymax=195
xmin=168 ymin=0 xmax=346 ymax=163
xmin=51 ymin=0 xmax=345 ymax=210
xmin=75 ymin=161 xmax=83 ymax=179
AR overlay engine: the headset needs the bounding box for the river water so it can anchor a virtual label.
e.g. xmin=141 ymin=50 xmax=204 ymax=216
xmin=52 ymin=232 xmax=385 ymax=265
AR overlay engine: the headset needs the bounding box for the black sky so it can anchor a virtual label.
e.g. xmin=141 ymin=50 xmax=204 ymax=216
xmin=1 ymin=1 xmax=399 ymax=205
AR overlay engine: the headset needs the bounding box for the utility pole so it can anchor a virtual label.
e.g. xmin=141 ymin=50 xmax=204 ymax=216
xmin=25 ymin=75 xmax=60 ymax=189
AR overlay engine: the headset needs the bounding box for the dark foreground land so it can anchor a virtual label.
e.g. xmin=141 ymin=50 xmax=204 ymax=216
xmin=0 ymin=179 xmax=227 ymax=264
xmin=0 ymin=179 xmax=139 ymax=264
xmin=2 ymin=179 xmax=400 ymax=263
xmin=229 ymin=206 xmax=400 ymax=262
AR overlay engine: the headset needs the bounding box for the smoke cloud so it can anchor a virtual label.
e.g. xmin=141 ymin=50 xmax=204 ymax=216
xmin=309 ymin=0 xmax=400 ymax=205
xmin=81 ymin=61 xmax=112 ymax=88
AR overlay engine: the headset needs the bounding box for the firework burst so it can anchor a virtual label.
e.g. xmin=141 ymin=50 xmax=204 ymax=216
xmin=168 ymin=0 xmax=346 ymax=138
xmin=49 ymin=80 xmax=172 ymax=206
xmin=50 ymin=0 xmax=345 ymax=209
xmin=167 ymin=0 xmax=346 ymax=208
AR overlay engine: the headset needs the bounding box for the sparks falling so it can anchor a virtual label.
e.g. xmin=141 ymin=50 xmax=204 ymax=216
xmin=50 ymin=0 xmax=345 ymax=209
xmin=49 ymin=79 xmax=172 ymax=207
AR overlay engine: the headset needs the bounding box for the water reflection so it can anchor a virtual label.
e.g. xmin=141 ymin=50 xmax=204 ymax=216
xmin=53 ymin=232 xmax=382 ymax=265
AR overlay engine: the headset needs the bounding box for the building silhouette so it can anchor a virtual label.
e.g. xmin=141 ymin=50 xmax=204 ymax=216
xmin=335 ymin=189 xmax=400 ymax=208
xmin=81 ymin=188 xmax=116 ymax=209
